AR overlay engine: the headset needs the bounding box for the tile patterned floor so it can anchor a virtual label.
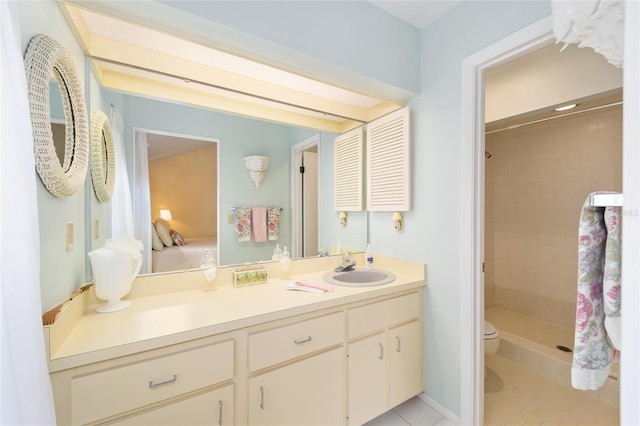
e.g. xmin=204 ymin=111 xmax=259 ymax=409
xmin=364 ymin=354 xmax=619 ymax=426
xmin=485 ymin=355 xmax=619 ymax=425
xmin=364 ymin=395 xmax=456 ymax=426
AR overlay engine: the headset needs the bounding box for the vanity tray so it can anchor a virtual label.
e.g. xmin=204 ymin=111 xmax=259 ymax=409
xmin=233 ymin=266 xmax=268 ymax=287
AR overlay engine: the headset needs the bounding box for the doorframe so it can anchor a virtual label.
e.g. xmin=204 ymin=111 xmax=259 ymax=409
xmin=291 ymin=134 xmax=320 ymax=259
xmin=133 ymin=127 xmax=221 ymax=267
xmin=459 ymin=17 xmax=555 ymax=425
xmin=461 ymin=11 xmax=640 ymax=425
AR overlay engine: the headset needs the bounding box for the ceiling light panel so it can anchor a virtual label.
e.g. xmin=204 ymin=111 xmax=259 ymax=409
xmin=80 ymin=9 xmax=381 ymax=109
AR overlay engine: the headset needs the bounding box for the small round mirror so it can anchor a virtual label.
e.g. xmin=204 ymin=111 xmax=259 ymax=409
xmin=24 ymin=34 xmax=89 ymax=198
xmin=90 ymin=110 xmax=116 ymax=202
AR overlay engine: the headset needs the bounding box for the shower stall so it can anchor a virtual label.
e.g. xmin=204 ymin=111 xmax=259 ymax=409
xmin=483 ymin=99 xmax=622 ymax=405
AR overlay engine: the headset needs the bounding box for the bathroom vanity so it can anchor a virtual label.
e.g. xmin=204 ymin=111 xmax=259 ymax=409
xmin=44 ymin=254 xmax=425 ymax=425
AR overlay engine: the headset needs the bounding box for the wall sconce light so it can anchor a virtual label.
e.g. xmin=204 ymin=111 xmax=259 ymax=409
xmin=339 ymin=211 xmax=348 ymax=227
xmin=244 ymin=155 xmax=270 ymax=188
xmin=392 ymin=212 xmax=403 ymax=232
xmin=160 ymin=209 xmax=173 ymax=221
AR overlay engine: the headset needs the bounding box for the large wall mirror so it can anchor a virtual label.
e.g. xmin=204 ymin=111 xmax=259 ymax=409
xmin=53 ymin=2 xmax=384 ymax=279
xmin=88 ymin=65 xmax=368 ymax=277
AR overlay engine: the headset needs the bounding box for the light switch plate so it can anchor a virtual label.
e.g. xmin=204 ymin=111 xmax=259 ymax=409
xmin=227 ymin=214 xmax=234 ymax=224
xmin=93 ymin=218 xmax=100 ymax=240
xmin=66 ymin=221 xmax=74 ymax=252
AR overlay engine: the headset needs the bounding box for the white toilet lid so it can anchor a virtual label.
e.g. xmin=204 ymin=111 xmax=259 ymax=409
xmin=484 ymin=320 xmax=498 ymax=338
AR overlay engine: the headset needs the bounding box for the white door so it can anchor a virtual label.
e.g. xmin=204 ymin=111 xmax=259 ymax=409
xmin=302 ymin=151 xmax=318 ymax=257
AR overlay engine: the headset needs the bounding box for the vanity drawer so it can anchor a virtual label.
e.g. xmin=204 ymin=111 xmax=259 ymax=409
xmin=249 ymin=311 xmax=344 ymax=372
xmin=348 ymin=292 xmax=421 ymax=339
xmin=71 ymin=340 xmax=234 ymax=425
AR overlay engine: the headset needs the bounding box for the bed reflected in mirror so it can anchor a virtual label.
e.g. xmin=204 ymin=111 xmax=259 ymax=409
xmin=146 ymin=132 xmax=218 ymax=274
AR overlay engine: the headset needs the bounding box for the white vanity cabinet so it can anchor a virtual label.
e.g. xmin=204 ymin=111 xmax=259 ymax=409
xmin=109 ymin=383 xmax=233 ymax=426
xmin=56 ymin=338 xmax=234 ymax=425
xmin=247 ymin=312 xmax=345 ymax=425
xmin=346 ymin=292 xmax=423 ymax=425
xmin=47 ymin=267 xmax=425 ymax=426
xmin=248 ymin=347 xmax=344 ymax=425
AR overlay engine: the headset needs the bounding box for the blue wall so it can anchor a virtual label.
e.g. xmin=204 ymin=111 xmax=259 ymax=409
xmin=157 ymin=0 xmax=421 ymax=96
xmin=19 ymin=0 xmax=89 ymax=312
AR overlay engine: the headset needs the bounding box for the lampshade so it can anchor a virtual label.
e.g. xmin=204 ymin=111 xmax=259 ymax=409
xmin=160 ymin=209 xmax=173 ymax=221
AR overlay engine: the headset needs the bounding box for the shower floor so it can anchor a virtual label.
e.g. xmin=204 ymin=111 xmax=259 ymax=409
xmin=485 ymin=307 xmax=619 ymax=407
xmin=485 ymin=307 xmax=574 ymax=355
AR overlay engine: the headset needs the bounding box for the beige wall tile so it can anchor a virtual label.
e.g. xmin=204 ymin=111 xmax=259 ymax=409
xmin=486 ymin=107 xmax=621 ymax=328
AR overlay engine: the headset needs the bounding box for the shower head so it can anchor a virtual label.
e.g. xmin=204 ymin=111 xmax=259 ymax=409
xmin=485 ymin=151 xmax=492 ymax=159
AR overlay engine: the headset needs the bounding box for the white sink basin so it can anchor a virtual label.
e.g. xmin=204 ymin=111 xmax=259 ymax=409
xmin=322 ymin=269 xmax=396 ymax=287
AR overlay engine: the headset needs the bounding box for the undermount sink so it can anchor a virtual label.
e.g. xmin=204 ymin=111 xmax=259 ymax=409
xmin=322 ymin=269 xmax=396 ymax=287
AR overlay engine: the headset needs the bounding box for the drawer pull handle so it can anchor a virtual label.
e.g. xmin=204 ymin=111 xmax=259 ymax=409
xmin=148 ymin=374 xmax=177 ymax=389
xmin=260 ymin=386 xmax=265 ymax=410
xmin=218 ymin=400 xmax=223 ymax=425
xmin=294 ymin=336 xmax=312 ymax=345
xmin=378 ymin=343 xmax=384 ymax=360
xmin=396 ymin=336 xmax=402 ymax=352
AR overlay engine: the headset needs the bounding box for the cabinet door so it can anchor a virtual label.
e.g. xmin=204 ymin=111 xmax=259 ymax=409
xmin=389 ymin=320 xmax=423 ymax=407
xmin=248 ymin=347 xmax=344 ymax=425
xmin=347 ymin=332 xmax=387 ymax=426
xmin=334 ymin=127 xmax=364 ymax=211
xmin=110 ymin=383 xmax=233 ymax=426
xmin=366 ymin=106 xmax=411 ymax=211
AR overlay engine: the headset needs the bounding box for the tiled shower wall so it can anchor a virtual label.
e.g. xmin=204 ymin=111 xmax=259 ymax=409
xmin=484 ymin=106 xmax=622 ymax=330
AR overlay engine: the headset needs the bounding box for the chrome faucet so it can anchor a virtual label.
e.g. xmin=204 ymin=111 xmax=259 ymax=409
xmin=335 ymin=252 xmax=357 ymax=272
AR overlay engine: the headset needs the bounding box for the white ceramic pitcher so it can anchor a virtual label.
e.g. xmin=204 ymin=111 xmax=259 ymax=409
xmin=89 ymin=238 xmax=143 ymax=313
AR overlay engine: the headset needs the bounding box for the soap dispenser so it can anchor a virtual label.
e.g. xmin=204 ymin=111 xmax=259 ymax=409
xmin=365 ymin=244 xmax=374 ymax=270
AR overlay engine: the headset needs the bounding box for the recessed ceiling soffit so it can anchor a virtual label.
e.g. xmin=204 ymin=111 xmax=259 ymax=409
xmin=59 ymin=2 xmax=402 ymax=132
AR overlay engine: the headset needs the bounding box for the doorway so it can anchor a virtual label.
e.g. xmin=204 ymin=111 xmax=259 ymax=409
xmin=291 ymin=134 xmax=320 ymax=258
xmin=460 ymin=14 xmax=637 ymax=425
xmin=133 ymin=128 xmax=219 ymax=274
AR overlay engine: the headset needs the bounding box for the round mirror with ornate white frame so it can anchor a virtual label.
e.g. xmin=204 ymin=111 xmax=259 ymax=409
xmin=24 ymin=34 xmax=89 ymax=198
xmin=90 ymin=110 xmax=115 ymax=202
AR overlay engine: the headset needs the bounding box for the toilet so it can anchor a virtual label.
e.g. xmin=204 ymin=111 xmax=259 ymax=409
xmin=484 ymin=320 xmax=500 ymax=379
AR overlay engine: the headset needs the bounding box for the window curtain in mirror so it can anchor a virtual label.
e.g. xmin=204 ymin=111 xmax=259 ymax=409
xmin=1 ymin=1 xmax=56 ymax=423
xmin=133 ymin=131 xmax=152 ymax=274
xmin=110 ymin=106 xmax=135 ymax=239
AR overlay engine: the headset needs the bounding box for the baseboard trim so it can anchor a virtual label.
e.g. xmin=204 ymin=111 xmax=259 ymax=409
xmin=417 ymin=392 xmax=460 ymax=425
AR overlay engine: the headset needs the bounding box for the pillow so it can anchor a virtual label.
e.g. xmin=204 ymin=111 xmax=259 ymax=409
xmin=170 ymin=229 xmax=185 ymax=246
xmin=154 ymin=217 xmax=173 ymax=247
xmin=151 ymin=223 xmax=164 ymax=251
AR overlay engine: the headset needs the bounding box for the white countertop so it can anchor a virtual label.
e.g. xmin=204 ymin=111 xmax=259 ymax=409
xmin=46 ymin=257 xmax=425 ymax=372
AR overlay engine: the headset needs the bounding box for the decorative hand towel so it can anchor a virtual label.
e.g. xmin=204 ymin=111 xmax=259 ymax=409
xmin=267 ymin=207 xmax=281 ymax=241
xmin=235 ymin=207 xmax=251 ymax=242
xmin=603 ymin=206 xmax=622 ymax=350
xmin=252 ymin=207 xmax=267 ymax=243
xmin=571 ymin=194 xmax=618 ymax=390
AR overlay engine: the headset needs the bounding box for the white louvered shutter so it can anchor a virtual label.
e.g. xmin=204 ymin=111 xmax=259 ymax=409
xmin=334 ymin=127 xmax=363 ymax=211
xmin=366 ymin=107 xmax=411 ymax=211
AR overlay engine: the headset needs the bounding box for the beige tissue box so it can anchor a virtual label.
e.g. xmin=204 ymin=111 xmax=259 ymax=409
xmin=233 ymin=266 xmax=268 ymax=287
